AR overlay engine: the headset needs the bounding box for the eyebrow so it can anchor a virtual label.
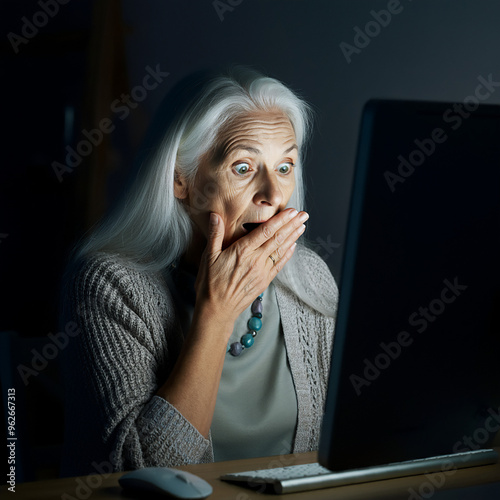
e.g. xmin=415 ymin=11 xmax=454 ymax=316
xmin=225 ymin=143 xmax=298 ymax=157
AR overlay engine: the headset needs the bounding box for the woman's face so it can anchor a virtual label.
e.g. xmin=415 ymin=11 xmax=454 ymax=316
xmin=175 ymin=110 xmax=298 ymax=250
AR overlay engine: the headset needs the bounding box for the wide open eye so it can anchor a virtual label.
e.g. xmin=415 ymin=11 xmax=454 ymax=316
xmin=278 ymin=163 xmax=293 ymax=174
xmin=234 ymin=163 xmax=250 ymax=175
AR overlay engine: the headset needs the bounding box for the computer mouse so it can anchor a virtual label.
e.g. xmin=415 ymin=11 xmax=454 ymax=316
xmin=119 ymin=466 xmax=213 ymax=499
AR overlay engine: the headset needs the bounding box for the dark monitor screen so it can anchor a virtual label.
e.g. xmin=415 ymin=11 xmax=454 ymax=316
xmin=319 ymin=99 xmax=500 ymax=471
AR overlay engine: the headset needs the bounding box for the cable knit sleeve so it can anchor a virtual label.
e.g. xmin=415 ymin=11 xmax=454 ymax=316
xmin=60 ymin=253 xmax=212 ymax=476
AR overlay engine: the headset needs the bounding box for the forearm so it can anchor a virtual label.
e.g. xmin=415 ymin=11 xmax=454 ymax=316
xmin=156 ymin=302 xmax=234 ymax=438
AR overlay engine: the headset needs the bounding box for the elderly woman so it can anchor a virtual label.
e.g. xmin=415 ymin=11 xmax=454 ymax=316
xmin=60 ymin=66 xmax=338 ymax=476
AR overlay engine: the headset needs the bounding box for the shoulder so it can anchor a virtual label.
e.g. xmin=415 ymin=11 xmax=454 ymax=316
xmin=70 ymin=251 xmax=161 ymax=288
xmin=61 ymin=252 xmax=180 ymax=358
xmin=294 ymin=244 xmax=335 ymax=282
xmin=65 ymin=252 xmax=174 ymax=317
xmin=294 ymin=244 xmax=339 ymax=309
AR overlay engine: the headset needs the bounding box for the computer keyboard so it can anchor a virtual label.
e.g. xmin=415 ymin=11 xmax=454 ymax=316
xmin=220 ymin=448 xmax=499 ymax=494
xmin=231 ymin=462 xmax=332 ymax=480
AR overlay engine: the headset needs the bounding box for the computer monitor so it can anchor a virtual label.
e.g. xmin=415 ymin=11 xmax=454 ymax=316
xmin=319 ymin=99 xmax=500 ymax=472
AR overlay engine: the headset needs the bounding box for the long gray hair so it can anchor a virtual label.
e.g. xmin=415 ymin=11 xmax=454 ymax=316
xmin=75 ymin=66 xmax=335 ymax=317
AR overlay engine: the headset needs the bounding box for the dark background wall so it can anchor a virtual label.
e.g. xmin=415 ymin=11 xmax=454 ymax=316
xmin=121 ymin=0 xmax=500 ymax=279
xmin=1 ymin=0 xmax=500 ymax=482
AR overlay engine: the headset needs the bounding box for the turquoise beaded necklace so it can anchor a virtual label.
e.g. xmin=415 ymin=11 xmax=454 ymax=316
xmin=227 ymin=292 xmax=264 ymax=356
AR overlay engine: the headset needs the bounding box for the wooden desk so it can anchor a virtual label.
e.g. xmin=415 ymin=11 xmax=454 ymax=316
xmin=3 ymin=450 xmax=500 ymax=499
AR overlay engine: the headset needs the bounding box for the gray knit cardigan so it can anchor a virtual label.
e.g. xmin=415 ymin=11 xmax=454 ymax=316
xmin=60 ymin=245 xmax=338 ymax=477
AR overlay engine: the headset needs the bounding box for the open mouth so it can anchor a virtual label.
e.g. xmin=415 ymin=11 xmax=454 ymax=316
xmin=243 ymin=222 xmax=263 ymax=233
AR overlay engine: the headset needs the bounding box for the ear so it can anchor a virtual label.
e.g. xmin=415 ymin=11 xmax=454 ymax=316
xmin=173 ymin=169 xmax=189 ymax=200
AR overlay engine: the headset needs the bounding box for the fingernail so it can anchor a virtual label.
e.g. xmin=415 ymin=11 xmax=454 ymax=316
xmin=210 ymin=213 xmax=218 ymax=225
xmin=288 ymin=209 xmax=298 ymax=219
xmin=299 ymin=212 xmax=309 ymax=222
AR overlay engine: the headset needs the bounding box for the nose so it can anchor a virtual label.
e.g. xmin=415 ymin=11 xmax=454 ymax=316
xmin=253 ymin=169 xmax=283 ymax=207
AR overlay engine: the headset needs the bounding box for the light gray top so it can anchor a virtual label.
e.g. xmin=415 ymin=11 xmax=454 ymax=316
xmin=59 ymin=244 xmax=338 ymax=476
xmin=212 ymin=282 xmax=298 ymax=461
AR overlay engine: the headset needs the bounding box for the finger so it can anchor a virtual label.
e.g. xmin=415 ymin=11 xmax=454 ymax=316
xmin=270 ymin=242 xmax=298 ymax=277
xmin=239 ymin=208 xmax=299 ymax=251
xmin=266 ymin=253 xmax=278 ymax=269
xmin=266 ymin=221 xmax=304 ymax=269
xmin=205 ymin=213 xmax=225 ymax=265
xmin=261 ymin=211 xmax=308 ymax=257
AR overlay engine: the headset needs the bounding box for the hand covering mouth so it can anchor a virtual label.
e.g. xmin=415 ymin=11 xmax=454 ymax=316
xmin=242 ymin=212 xmax=280 ymax=232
